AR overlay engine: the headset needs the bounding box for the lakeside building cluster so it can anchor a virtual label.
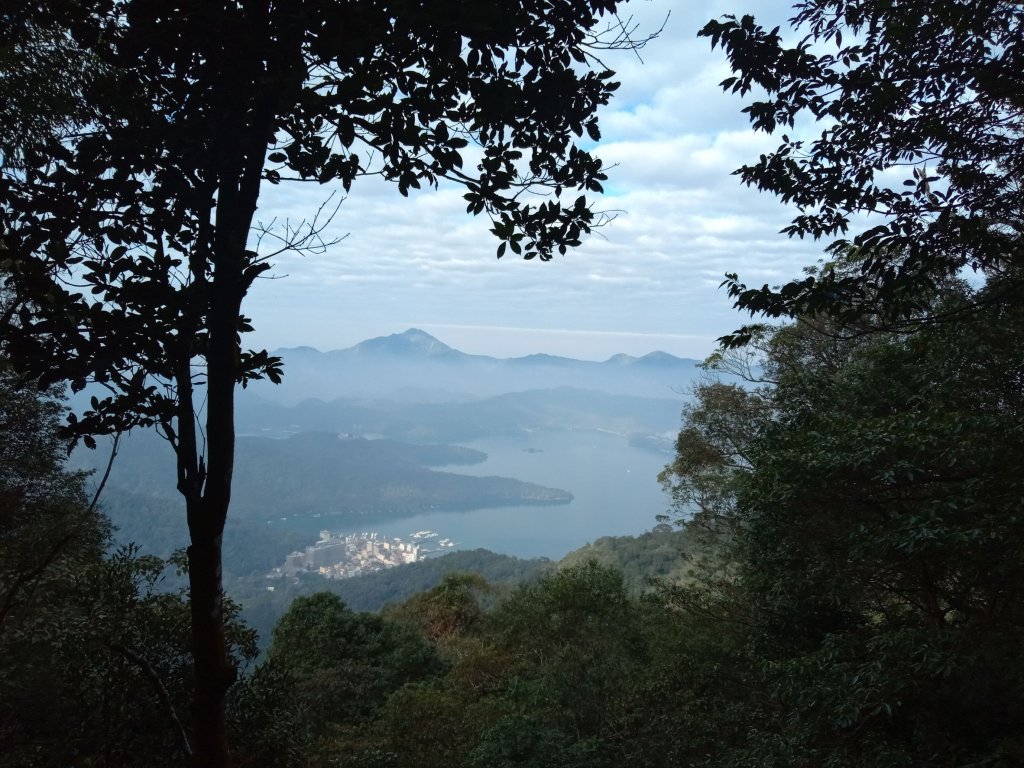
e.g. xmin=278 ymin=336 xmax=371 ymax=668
xmin=279 ymin=530 xmax=421 ymax=579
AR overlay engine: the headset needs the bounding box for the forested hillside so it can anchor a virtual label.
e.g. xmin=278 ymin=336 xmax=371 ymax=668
xmin=6 ymin=281 xmax=1024 ymax=764
xmin=5 ymin=1 xmax=1024 ymax=766
xmin=84 ymin=430 xmax=570 ymax=519
xmin=0 ymin=372 xmax=258 ymax=765
xmin=234 ymin=385 xmax=682 ymax=444
xmin=223 ymin=280 xmax=1024 ymax=767
xmin=558 ymin=525 xmax=696 ymax=592
xmin=232 ymin=526 xmax=700 ymax=647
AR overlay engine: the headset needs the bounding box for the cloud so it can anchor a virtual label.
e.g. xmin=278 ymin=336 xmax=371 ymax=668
xmin=248 ymin=0 xmax=833 ymax=361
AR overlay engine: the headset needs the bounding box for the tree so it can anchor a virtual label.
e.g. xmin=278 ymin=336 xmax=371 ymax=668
xmin=0 ymin=3 xmax=650 ymax=764
xmin=337 ymin=562 xmax=667 ymax=768
xmin=0 ymin=364 xmax=264 ymax=767
xmin=0 ymin=5 xmax=106 ymax=169
xmin=1 ymin=374 xmax=87 ymax=603
xmin=479 ymin=561 xmax=647 ymax=765
xmin=659 ymin=277 xmax=1024 ymax=765
xmin=264 ymin=592 xmax=442 ymax=759
xmin=0 ymin=365 xmax=105 ymax=638
xmin=699 ymin=2 xmax=1024 ymax=343
xmin=384 ymin=571 xmax=493 ymax=647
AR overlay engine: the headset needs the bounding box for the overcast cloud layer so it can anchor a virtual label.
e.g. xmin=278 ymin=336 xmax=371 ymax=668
xmin=247 ymin=0 xmax=830 ymax=361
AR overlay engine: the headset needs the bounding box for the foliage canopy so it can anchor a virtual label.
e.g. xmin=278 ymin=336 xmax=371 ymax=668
xmin=700 ymin=1 xmax=1024 ymax=341
xmin=659 ymin=275 xmax=1024 ymax=765
xmin=1 ymin=2 xmax=648 ymax=764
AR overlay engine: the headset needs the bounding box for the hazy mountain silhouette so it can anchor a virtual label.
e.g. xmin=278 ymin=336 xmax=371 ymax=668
xmin=344 ymin=328 xmax=464 ymax=358
xmin=236 ymin=385 xmax=682 ymax=443
xmin=249 ymin=328 xmax=701 ymax=403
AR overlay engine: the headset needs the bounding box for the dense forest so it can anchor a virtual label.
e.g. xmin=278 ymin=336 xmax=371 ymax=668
xmin=4 ymin=1 xmax=1024 ymax=767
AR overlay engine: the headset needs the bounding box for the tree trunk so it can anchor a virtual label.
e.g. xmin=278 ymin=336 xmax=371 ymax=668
xmin=185 ymin=255 xmax=247 ymax=768
xmin=181 ymin=12 xmax=287 ymax=761
xmin=186 ymin=521 xmax=231 ymax=767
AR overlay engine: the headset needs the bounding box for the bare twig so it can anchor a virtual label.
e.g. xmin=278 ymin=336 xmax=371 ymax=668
xmin=109 ymin=641 xmax=193 ymax=757
xmin=86 ymin=431 xmax=120 ymax=515
xmin=252 ymin=191 xmax=347 ymax=261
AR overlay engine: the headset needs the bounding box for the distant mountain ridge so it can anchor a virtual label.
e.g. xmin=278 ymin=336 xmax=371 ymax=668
xmin=288 ymin=328 xmax=690 ymax=366
xmin=236 ymin=385 xmax=682 ymax=444
xmin=257 ymin=328 xmax=700 ymax=403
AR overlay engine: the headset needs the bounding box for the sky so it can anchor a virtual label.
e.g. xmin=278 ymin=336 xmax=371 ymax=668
xmin=246 ymin=0 xmax=830 ymax=362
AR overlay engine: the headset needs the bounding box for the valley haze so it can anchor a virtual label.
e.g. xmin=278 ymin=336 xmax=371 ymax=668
xmin=82 ymin=328 xmax=701 ymax=569
xmin=246 ymin=327 xmax=704 ymax=405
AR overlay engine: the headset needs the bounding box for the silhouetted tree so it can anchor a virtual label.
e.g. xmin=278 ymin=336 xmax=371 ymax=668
xmin=700 ymin=1 xmax=1024 ymax=343
xmin=1 ymin=3 xmax=651 ymax=763
xmin=661 ymin=277 xmax=1024 ymax=764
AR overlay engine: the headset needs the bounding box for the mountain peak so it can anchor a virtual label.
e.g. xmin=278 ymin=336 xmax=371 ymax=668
xmin=605 ymin=352 xmax=637 ymax=365
xmin=350 ymin=328 xmax=457 ymax=357
xmin=635 ymin=350 xmax=685 ymax=366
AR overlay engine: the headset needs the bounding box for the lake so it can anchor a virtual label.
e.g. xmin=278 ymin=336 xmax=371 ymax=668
xmin=269 ymin=429 xmax=674 ymax=559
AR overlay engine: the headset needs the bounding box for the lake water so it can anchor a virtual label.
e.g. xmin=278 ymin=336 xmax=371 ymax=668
xmin=269 ymin=430 xmax=674 ymax=560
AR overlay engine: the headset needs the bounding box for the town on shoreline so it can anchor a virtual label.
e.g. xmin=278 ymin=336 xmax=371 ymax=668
xmin=271 ymin=530 xmax=456 ymax=580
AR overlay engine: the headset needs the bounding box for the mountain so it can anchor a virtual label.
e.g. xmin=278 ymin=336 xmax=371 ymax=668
xmin=248 ymin=328 xmax=701 ymax=403
xmin=344 ymin=328 xmax=463 ymax=358
xmin=236 ymin=386 xmax=683 ymax=444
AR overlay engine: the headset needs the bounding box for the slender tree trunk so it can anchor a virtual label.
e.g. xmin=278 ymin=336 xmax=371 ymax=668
xmin=186 ymin=520 xmax=231 ymax=766
xmin=186 ymin=264 xmax=246 ymax=768
xmin=181 ymin=10 xmax=290 ymax=760
xmin=185 ymin=337 xmax=241 ymax=765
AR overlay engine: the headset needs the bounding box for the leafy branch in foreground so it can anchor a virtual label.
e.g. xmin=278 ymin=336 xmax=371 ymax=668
xmin=701 ymin=2 xmax=1024 ymax=343
xmin=1 ymin=3 xmax=653 ymax=764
